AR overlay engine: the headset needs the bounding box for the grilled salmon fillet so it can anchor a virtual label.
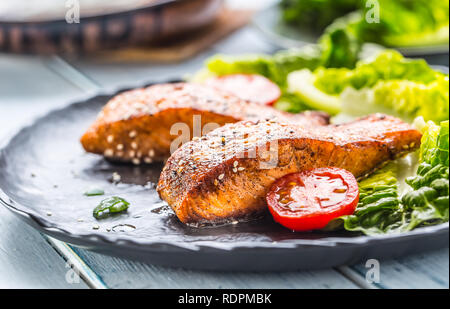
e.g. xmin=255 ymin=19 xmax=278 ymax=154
xmin=80 ymin=83 xmax=329 ymax=164
xmin=157 ymin=114 xmax=422 ymax=224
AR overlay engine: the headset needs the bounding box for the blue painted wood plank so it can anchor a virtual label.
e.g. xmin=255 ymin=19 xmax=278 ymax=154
xmin=0 ymin=207 xmax=88 ymax=288
xmin=0 ymin=54 xmax=93 ymax=288
xmin=69 ymin=246 xmax=359 ymax=289
xmin=350 ymin=248 xmax=449 ymax=289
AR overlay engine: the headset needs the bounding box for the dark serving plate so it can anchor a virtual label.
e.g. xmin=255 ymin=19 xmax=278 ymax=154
xmin=0 ymin=83 xmax=448 ymax=271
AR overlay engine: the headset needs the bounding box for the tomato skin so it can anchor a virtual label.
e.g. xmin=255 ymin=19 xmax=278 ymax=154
xmin=266 ymin=168 xmax=359 ymax=232
xmin=205 ymin=74 xmax=281 ymax=106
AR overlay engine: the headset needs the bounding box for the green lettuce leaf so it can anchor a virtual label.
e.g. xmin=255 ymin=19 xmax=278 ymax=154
xmin=357 ymin=0 xmax=450 ymax=47
xmin=402 ymin=120 xmax=450 ymax=227
xmin=287 ymin=51 xmax=449 ymax=121
xmin=205 ymin=54 xmax=282 ymax=84
xmin=314 ymin=51 xmax=440 ymax=95
xmin=316 ymin=0 xmax=449 ymax=48
xmin=334 ymin=121 xmax=450 ymax=235
xmin=204 ymin=45 xmax=323 ymax=87
xmin=318 ymin=12 xmax=362 ymax=69
xmin=196 ymin=42 xmax=363 ymax=113
xmin=287 ymin=69 xmax=341 ymax=115
xmin=280 ymin=0 xmax=360 ymax=32
xmin=281 ymin=0 xmax=450 ymax=48
xmin=403 ymin=163 xmax=449 ymax=229
xmin=337 ymin=163 xmax=410 ymax=235
xmin=340 ymin=75 xmax=449 ymax=123
xmin=420 ymin=121 xmax=449 ymax=166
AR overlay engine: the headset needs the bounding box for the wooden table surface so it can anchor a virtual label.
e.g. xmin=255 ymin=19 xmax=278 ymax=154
xmin=0 ymin=1 xmax=448 ymax=289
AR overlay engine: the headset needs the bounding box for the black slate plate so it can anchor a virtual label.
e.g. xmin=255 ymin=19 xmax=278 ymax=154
xmin=0 ymin=85 xmax=448 ymax=271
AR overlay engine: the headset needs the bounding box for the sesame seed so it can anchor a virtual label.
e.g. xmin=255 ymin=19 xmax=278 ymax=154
xmin=104 ymin=149 xmax=114 ymax=157
xmin=410 ymin=142 xmax=415 ymax=148
xmin=148 ymin=149 xmax=155 ymax=157
xmin=107 ymin=135 xmax=114 ymax=143
xmin=218 ymin=174 xmax=225 ymax=180
xmin=233 ymin=168 xmax=237 ymax=173
xmin=116 ymin=144 xmax=124 ymax=151
xmin=92 ymin=225 xmax=100 ymax=230
xmin=261 ymin=153 xmax=270 ymax=160
xmin=192 ymin=137 xmax=200 ymax=141
xmin=238 ymin=167 xmax=245 ymax=171
xmin=214 ymin=179 xmax=219 ymax=186
xmin=132 ymin=158 xmax=141 ymax=165
xmin=131 ymin=142 xmax=138 ymax=149
xmin=137 ymin=151 xmax=142 ymax=158
xmin=233 ymin=161 xmax=239 ymax=167
xmin=112 ymin=172 xmax=121 ymax=183
xmin=403 ymin=145 xmax=409 ymax=150
xmin=46 ymin=211 xmax=52 ymax=216
xmin=117 ymin=151 xmax=124 ymax=157
xmin=129 ymin=130 xmax=137 ymax=138
xmin=129 ymin=150 xmax=136 ymax=157
xmin=77 ymin=218 xmax=84 ymax=222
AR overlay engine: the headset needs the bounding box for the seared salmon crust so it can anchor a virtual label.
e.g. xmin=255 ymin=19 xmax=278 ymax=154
xmin=157 ymin=114 xmax=422 ymax=224
xmin=81 ymin=83 xmax=330 ymax=164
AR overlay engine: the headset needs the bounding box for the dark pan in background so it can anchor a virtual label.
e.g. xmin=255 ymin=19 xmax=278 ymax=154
xmin=0 ymin=0 xmax=224 ymax=54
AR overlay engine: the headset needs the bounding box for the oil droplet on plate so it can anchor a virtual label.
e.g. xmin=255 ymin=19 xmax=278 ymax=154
xmin=112 ymin=224 xmax=136 ymax=233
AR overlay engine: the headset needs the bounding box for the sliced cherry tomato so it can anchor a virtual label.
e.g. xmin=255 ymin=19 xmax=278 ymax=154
xmin=205 ymin=74 xmax=281 ymax=106
xmin=266 ymin=168 xmax=359 ymax=232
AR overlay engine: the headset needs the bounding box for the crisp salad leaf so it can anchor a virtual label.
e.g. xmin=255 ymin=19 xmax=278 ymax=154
xmin=333 ymin=121 xmax=450 ymax=235
xmin=288 ymin=50 xmax=449 ymax=121
xmin=317 ymin=11 xmax=362 ymax=69
xmin=314 ymin=51 xmax=440 ymax=93
xmin=205 ymin=54 xmax=283 ymax=85
xmin=420 ymin=120 xmax=449 ymax=166
xmin=194 ymin=37 xmax=364 ymax=112
xmin=355 ymin=0 xmax=450 ymax=47
xmin=281 ymin=0 xmax=450 ymax=48
xmin=287 ymin=69 xmax=341 ymax=114
xmin=203 ymin=43 xmax=346 ymax=88
xmin=280 ymin=0 xmax=360 ymax=32
xmin=340 ymin=163 xmax=409 ymax=235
